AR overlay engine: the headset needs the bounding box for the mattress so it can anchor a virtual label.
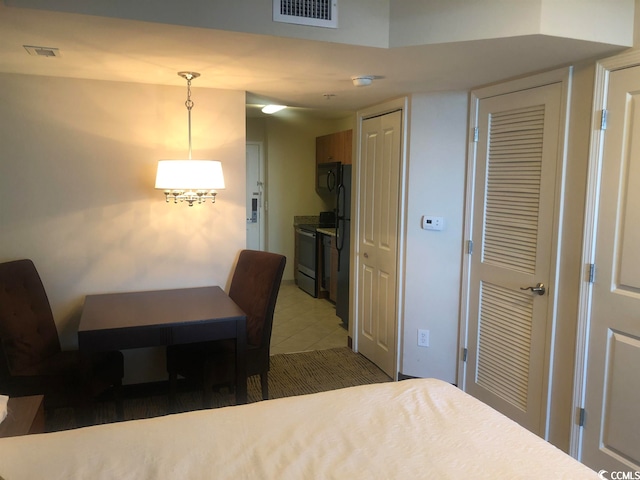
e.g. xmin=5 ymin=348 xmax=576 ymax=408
xmin=0 ymin=378 xmax=597 ymax=479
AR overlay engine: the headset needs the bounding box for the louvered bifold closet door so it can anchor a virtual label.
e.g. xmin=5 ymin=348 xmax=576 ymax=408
xmin=477 ymin=105 xmax=544 ymax=411
xmin=466 ymin=83 xmax=562 ymax=435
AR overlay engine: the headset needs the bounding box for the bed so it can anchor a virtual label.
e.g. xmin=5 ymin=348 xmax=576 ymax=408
xmin=0 ymin=378 xmax=597 ymax=479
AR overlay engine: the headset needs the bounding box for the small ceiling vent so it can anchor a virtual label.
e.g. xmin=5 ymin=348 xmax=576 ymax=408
xmin=24 ymin=45 xmax=62 ymax=58
xmin=273 ymin=0 xmax=337 ymax=28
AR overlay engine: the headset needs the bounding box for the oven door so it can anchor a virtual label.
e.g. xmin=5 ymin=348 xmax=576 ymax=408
xmin=296 ymin=228 xmax=317 ymax=297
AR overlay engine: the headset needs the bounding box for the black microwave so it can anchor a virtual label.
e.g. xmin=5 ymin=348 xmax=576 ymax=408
xmin=317 ymin=162 xmax=341 ymax=194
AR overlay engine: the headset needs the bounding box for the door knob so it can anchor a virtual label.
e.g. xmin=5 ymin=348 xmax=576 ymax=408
xmin=363 ymin=252 xmax=369 ymax=258
xmin=520 ymin=283 xmax=545 ymax=296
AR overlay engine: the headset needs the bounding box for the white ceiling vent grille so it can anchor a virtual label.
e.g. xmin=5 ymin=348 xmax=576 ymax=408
xmin=274 ymin=0 xmax=338 ymax=28
xmin=24 ymin=45 xmax=62 ymax=58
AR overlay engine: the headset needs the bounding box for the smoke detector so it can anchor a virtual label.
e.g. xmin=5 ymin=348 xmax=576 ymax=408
xmin=351 ymin=76 xmax=374 ymax=87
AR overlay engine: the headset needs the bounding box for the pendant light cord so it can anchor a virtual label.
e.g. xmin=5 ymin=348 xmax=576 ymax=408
xmin=185 ymin=75 xmax=195 ymax=160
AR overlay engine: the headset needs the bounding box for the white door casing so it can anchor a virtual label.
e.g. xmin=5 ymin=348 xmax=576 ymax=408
xmin=576 ymin=56 xmax=640 ymax=473
xmin=459 ymin=68 xmax=572 ymax=438
xmin=354 ymin=100 xmax=406 ymax=380
xmin=246 ymin=142 xmax=265 ymax=251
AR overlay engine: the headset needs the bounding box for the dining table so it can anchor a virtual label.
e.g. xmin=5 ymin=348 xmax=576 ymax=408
xmin=78 ymin=285 xmax=248 ymax=403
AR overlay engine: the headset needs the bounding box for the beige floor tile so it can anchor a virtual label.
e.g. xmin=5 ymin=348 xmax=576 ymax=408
xmin=270 ymin=282 xmax=348 ymax=354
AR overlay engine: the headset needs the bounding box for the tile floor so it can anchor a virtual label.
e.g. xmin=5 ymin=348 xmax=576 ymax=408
xmin=270 ymin=281 xmax=348 ymax=355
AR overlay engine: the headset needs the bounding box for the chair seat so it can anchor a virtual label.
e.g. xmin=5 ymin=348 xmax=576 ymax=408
xmin=4 ymin=350 xmax=124 ymax=409
xmin=167 ymin=340 xmax=258 ymax=388
xmin=167 ymin=340 xmax=231 ymax=381
xmin=0 ymin=259 xmax=125 ymax=419
xmin=166 ymin=250 xmax=286 ymax=406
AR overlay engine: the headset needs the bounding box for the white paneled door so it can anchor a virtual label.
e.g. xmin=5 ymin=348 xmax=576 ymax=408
xmin=357 ymin=110 xmax=402 ymax=378
xmin=465 ymin=83 xmax=564 ymax=435
xmin=581 ymin=65 xmax=640 ymax=473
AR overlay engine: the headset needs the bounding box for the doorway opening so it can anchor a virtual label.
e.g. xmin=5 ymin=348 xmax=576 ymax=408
xmin=246 ymin=142 xmax=266 ymax=251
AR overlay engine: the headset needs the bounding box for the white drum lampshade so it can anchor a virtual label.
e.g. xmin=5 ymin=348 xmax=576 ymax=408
xmin=155 ymin=160 xmax=225 ymax=191
xmin=155 ymin=160 xmax=225 ymax=206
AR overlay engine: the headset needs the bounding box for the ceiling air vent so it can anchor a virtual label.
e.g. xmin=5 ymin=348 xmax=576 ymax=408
xmin=24 ymin=45 xmax=62 ymax=58
xmin=273 ymin=0 xmax=337 ymax=28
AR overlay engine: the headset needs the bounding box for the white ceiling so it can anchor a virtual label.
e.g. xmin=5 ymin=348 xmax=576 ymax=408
xmin=0 ymin=3 xmax=629 ymax=119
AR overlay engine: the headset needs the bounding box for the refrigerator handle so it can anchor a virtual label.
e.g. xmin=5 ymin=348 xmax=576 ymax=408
xmin=336 ymin=182 xmax=345 ymax=272
xmin=336 ymin=217 xmax=345 ymax=251
xmin=337 ymin=183 xmax=345 ymax=216
xmin=336 ymin=183 xmax=345 ymax=250
xmin=336 ymin=217 xmax=345 ymax=272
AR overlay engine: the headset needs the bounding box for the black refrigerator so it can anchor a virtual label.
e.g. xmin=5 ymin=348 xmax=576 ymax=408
xmin=335 ymin=164 xmax=351 ymax=327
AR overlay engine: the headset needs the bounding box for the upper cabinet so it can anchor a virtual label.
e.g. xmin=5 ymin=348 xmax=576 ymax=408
xmin=316 ymin=129 xmax=352 ymax=165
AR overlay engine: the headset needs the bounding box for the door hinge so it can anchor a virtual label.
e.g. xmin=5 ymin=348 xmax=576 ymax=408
xmin=473 ymin=127 xmax=479 ymax=142
xmin=463 ymin=348 xmax=468 ymax=362
xmin=601 ymin=109 xmax=608 ymax=130
xmin=588 ymin=263 xmax=596 ymax=283
xmin=578 ymin=407 xmax=586 ymax=427
xmin=467 ymin=240 xmax=474 ymax=255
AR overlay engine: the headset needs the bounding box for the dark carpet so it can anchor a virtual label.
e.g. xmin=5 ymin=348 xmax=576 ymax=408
xmin=46 ymin=347 xmax=391 ymax=432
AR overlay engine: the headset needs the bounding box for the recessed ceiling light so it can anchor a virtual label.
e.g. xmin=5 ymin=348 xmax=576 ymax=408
xmin=261 ymin=105 xmax=287 ymax=114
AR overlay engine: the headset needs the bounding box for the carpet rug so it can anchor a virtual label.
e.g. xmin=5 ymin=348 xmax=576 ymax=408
xmin=46 ymin=347 xmax=391 ymax=432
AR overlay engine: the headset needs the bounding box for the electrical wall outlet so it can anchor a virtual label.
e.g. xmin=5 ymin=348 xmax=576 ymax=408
xmin=418 ymin=329 xmax=430 ymax=347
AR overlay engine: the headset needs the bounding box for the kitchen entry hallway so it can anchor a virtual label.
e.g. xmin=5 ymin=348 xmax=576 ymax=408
xmin=271 ymin=281 xmax=348 ymax=355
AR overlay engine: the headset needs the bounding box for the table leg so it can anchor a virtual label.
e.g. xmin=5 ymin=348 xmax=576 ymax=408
xmin=235 ymin=317 xmax=248 ymax=404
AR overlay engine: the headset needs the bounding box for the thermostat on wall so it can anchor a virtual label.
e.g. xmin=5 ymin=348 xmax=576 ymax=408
xmin=422 ymin=215 xmax=444 ymax=231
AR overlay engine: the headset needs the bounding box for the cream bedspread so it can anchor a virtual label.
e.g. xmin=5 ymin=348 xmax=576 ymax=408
xmin=0 ymin=379 xmax=597 ymax=479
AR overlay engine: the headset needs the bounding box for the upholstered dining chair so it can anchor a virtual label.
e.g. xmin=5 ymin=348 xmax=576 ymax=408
xmin=167 ymin=249 xmax=286 ymax=407
xmin=0 ymin=259 xmax=124 ymax=423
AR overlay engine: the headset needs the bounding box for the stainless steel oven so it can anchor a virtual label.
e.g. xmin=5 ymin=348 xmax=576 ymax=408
xmin=296 ymin=226 xmax=317 ymax=296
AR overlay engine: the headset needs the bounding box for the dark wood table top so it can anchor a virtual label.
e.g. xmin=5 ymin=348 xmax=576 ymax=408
xmin=79 ymin=286 xmax=245 ymax=333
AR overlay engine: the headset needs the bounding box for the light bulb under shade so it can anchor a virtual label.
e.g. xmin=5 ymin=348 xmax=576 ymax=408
xmin=155 ymin=160 xmax=225 ymax=190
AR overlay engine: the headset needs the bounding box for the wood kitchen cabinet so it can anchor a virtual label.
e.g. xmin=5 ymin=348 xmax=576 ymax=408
xmin=316 ymin=129 xmax=352 ymax=166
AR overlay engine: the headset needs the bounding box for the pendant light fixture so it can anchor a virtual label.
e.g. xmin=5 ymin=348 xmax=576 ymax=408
xmin=155 ymin=72 xmax=225 ymax=206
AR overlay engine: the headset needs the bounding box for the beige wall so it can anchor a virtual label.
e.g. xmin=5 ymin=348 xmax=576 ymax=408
xmin=401 ymin=91 xmax=468 ymax=383
xmin=635 ymin=0 xmax=640 ymax=46
xmin=389 ymin=0 xmax=633 ymax=47
xmin=0 ymin=73 xmax=246 ymax=383
xmin=247 ymin=113 xmax=355 ymax=281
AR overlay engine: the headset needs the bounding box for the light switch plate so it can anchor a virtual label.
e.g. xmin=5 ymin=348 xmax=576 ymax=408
xmin=422 ymin=215 xmax=444 ymax=231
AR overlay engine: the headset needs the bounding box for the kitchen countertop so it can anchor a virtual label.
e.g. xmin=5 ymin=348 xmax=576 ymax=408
xmin=293 ymin=216 xmax=335 ymax=236
xmin=293 ymin=215 xmax=319 ymax=227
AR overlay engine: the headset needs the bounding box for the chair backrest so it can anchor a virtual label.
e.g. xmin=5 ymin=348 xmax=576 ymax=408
xmin=228 ymin=250 xmax=286 ymax=348
xmin=0 ymin=259 xmax=61 ymax=378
